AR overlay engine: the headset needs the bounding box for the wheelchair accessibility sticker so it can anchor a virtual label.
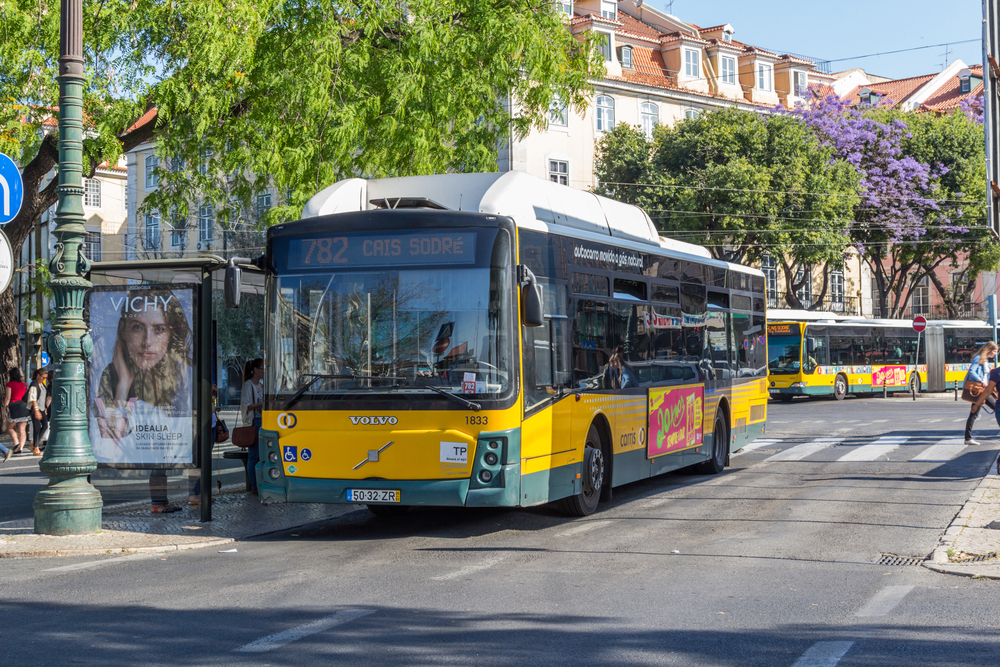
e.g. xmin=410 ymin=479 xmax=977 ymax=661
xmin=283 ymin=446 xmax=297 ymax=462
xmin=300 ymin=448 xmax=312 ymax=461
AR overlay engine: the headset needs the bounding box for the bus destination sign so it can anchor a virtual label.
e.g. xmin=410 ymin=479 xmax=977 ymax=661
xmin=767 ymin=323 xmax=799 ymax=336
xmin=287 ymin=231 xmax=477 ymax=269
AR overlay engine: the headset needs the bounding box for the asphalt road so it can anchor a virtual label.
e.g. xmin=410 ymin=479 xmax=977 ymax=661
xmin=2 ymin=393 xmax=999 ymax=666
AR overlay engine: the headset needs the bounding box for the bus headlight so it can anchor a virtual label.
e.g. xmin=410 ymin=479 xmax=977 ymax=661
xmin=269 ymin=452 xmax=279 ymax=463
xmin=269 ymin=468 xmax=281 ymax=480
xmin=790 ymin=382 xmax=807 ymax=388
xmin=484 ymin=452 xmax=499 ymax=466
xmin=479 ymin=470 xmax=493 ymax=483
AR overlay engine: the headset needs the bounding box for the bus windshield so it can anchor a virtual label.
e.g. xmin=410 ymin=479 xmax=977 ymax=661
xmin=768 ymin=334 xmax=802 ymax=374
xmin=267 ymin=228 xmax=513 ymax=405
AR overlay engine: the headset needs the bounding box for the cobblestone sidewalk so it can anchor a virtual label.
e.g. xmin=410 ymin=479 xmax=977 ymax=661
xmin=926 ymin=454 xmax=1000 ymax=579
xmin=0 ymin=487 xmax=357 ymax=559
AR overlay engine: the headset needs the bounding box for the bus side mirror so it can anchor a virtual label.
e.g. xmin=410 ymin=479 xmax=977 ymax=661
xmin=806 ymin=337 xmax=815 ymax=353
xmin=521 ymin=284 xmax=544 ymax=327
xmin=518 ymin=264 xmax=544 ymax=328
xmin=224 ymin=258 xmax=243 ymax=309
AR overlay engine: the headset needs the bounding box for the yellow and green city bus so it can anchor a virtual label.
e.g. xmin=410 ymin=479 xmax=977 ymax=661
xmin=768 ymin=314 xmax=994 ymax=401
xmin=232 ymin=172 xmax=769 ymax=516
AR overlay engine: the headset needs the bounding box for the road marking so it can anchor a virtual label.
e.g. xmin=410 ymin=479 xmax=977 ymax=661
xmin=556 ymin=520 xmax=612 ymax=538
xmin=926 ymin=419 xmax=941 ymax=423
xmin=766 ymin=438 xmax=840 ymax=462
xmin=872 ymin=420 xmax=888 ymax=423
xmin=911 ymin=439 xmax=967 ymax=462
xmin=733 ymin=439 xmax=781 ymax=456
xmin=235 ymin=609 xmax=375 ymax=653
xmin=836 ymin=436 xmax=909 ymax=462
xmin=855 ymin=585 xmax=914 ymax=617
xmin=790 ymin=641 xmax=854 ymax=667
xmin=639 ymin=498 xmax=672 ymax=510
xmin=952 ymin=418 xmax=966 ymax=422
xmin=45 ymin=553 xmax=159 ymax=573
xmin=431 ymin=555 xmax=506 ymax=581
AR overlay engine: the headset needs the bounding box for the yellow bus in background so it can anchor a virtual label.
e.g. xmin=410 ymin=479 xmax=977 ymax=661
xmin=767 ymin=316 xmax=993 ymax=401
xmin=232 ymin=172 xmax=770 ymax=517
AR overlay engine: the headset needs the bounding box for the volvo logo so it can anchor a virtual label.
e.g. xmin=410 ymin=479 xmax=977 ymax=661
xmin=277 ymin=412 xmax=298 ymax=429
xmin=349 ymin=416 xmax=398 ymax=425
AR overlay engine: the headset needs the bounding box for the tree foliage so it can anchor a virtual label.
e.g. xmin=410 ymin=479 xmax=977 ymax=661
xmin=594 ymin=107 xmax=859 ymax=309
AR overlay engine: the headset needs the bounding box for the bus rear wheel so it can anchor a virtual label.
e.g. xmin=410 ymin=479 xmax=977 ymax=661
xmin=367 ymin=504 xmax=410 ymax=518
xmin=834 ymin=374 xmax=848 ymax=401
xmin=696 ymin=414 xmax=728 ymax=475
xmin=559 ymin=424 xmax=604 ymax=517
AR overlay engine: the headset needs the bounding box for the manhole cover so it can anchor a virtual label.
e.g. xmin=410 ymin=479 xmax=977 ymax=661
xmin=952 ymin=551 xmax=999 ymax=563
xmin=876 ymin=554 xmax=924 ymax=566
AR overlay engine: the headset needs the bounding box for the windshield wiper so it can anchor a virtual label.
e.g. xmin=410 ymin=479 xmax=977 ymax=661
xmin=282 ymin=373 xmax=403 ymax=409
xmin=416 ymin=382 xmax=482 ymax=412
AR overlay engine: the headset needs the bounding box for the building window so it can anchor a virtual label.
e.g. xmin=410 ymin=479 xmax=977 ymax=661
xmin=170 ymin=156 xmax=185 ymax=172
xmin=170 ymin=213 xmax=186 ymax=248
xmin=144 ymin=211 xmax=160 ymax=250
xmin=548 ymin=160 xmax=569 ymax=186
xmin=199 ymin=202 xmax=214 ymax=243
xmin=597 ymin=33 xmax=612 ymax=61
xmin=684 ymin=108 xmax=700 ymax=120
xmin=685 ymin=49 xmax=700 ymax=78
xmin=960 ymin=77 xmax=971 ymax=94
xmin=795 ymin=263 xmax=812 ymax=308
xmin=596 ymin=95 xmax=615 ymax=132
xmin=144 ymin=155 xmax=158 ymax=189
xmin=640 ymin=102 xmax=658 ymax=138
xmin=199 ymin=147 xmax=213 ymax=175
xmin=830 ymin=269 xmax=845 ymax=312
xmin=762 ymin=255 xmax=778 ymax=307
xmin=621 ymin=46 xmax=633 ymax=69
xmin=951 ymin=270 xmax=971 ymax=301
xmin=757 ymin=63 xmax=772 ymax=92
xmin=911 ymin=276 xmax=930 ymax=315
xmin=256 ymin=191 xmax=272 ymax=219
xmin=122 ymin=182 xmax=128 ymax=214
xmin=83 ymin=178 xmax=101 ymax=208
xmin=83 ymin=231 xmax=102 ymax=262
xmin=722 ymin=31 xmax=732 ymax=43
xmin=549 ymin=94 xmax=568 ymax=127
xmin=721 ymin=56 xmax=736 ymax=85
xmin=600 ymin=0 xmax=616 ymax=19
xmin=794 ymin=71 xmax=808 ymax=96
xmin=556 ymin=0 xmax=572 ymax=15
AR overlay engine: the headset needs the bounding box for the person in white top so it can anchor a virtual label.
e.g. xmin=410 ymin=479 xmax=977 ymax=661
xmin=239 ymin=358 xmax=264 ymax=494
xmin=27 ymin=369 xmax=47 ymax=456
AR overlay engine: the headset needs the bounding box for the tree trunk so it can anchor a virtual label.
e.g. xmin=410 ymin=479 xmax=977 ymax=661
xmin=807 ymin=262 xmax=831 ymax=311
xmin=0 ymin=288 xmax=22 ymax=387
xmin=779 ymin=257 xmax=804 ymax=309
xmin=925 ymin=265 xmax=958 ymax=319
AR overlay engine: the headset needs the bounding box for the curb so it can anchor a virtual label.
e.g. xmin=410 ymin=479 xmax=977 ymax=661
xmin=0 ymin=538 xmax=236 ymax=560
xmin=924 ymin=452 xmax=1000 ymax=578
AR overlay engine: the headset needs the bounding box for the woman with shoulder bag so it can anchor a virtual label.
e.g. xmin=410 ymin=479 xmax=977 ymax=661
xmin=4 ymin=368 xmax=31 ymax=455
xmin=962 ymin=341 xmax=999 ymax=445
xmin=237 ymin=358 xmax=264 ymax=495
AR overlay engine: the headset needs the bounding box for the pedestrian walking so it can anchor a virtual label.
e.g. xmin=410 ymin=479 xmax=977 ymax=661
xmin=963 ymin=341 xmax=1000 ymax=445
xmin=3 ymin=368 xmax=31 ymax=455
xmin=239 ymin=358 xmax=264 ymax=495
xmin=27 ymin=369 xmax=47 ymax=456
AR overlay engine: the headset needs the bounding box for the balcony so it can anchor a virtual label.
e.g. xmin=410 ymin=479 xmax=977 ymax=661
xmin=767 ymin=292 xmax=861 ymax=316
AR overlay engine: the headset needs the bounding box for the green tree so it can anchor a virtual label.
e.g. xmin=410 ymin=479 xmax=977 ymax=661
xmin=0 ymin=0 xmax=601 ymax=373
xmin=594 ymin=108 xmax=858 ymax=309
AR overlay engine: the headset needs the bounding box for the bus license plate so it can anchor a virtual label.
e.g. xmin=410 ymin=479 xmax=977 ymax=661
xmin=347 ymin=489 xmax=400 ymax=503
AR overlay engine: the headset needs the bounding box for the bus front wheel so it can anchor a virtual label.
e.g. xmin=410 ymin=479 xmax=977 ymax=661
xmin=834 ymin=374 xmax=848 ymax=401
xmin=559 ymin=424 xmax=604 ymax=517
xmin=778 ymin=394 xmax=794 ymax=403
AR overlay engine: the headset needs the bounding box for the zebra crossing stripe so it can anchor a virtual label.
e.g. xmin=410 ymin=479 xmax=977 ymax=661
xmin=910 ymin=439 xmax=967 ymax=462
xmin=734 ymin=438 xmax=781 ymax=455
xmin=837 ymin=436 xmax=909 ymax=462
xmin=766 ymin=438 xmax=841 ymax=462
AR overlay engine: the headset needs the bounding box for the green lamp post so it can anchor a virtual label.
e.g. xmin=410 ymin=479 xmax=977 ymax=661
xmin=33 ymin=0 xmax=103 ymax=534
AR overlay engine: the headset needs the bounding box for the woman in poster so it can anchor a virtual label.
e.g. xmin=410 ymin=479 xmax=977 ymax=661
xmin=93 ymin=288 xmax=193 ymax=513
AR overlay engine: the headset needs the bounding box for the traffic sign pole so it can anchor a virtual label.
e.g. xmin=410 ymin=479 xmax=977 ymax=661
xmin=911 ymin=316 xmax=926 ymax=401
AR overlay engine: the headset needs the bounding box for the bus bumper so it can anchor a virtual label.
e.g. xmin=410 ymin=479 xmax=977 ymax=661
xmin=256 ymin=428 xmax=522 ymax=507
xmin=768 ymin=385 xmax=824 ymax=396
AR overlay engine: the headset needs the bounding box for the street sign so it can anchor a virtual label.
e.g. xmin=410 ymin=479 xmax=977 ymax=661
xmin=912 ymin=315 xmax=927 ymax=332
xmin=41 ymin=352 xmax=50 ymax=367
xmin=0 ymin=153 xmax=24 ymax=225
xmin=0 ymin=229 xmax=13 ymax=292
xmin=432 ymin=337 xmax=450 ymax=355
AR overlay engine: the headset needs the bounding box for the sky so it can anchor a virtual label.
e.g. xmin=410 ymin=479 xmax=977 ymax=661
xmin=648 ymin=0 xmax=983 ymax=80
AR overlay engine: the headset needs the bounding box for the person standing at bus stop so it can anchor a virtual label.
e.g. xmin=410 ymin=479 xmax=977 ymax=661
xmin=963 ymin=341 xmax=999 ymax=446
xmin=240 ymin=358 xmax=264 ymax=495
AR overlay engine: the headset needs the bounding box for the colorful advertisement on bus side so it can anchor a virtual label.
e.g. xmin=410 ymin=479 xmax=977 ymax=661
xmin=648 ymin=384 xmax=704 ymax=459
xmin=872 ymin=366 xmax=908 ymax=387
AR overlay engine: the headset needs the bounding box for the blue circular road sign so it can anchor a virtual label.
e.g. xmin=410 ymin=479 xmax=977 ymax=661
xmin=0 ymin=154 xmax=24 ymax=225
xmin=41 ymin=352 xmax=50 ymax=367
